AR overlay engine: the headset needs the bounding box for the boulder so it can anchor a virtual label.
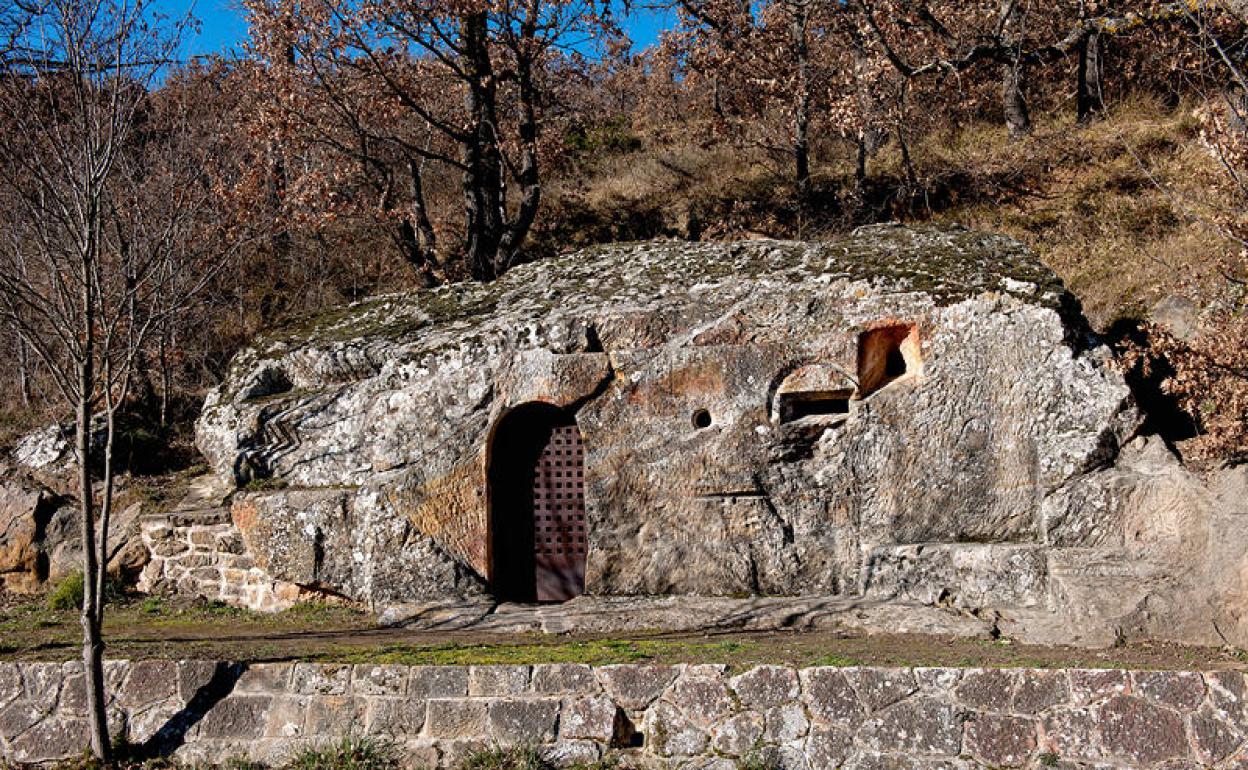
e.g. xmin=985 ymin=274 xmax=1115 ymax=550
xmin=0 ymin=467 xmax=146 ymax=593
xmin=189 ymin=224 xmax=1241 ymax=646
xmin=0 ymin=473 xmax=56 ymax=592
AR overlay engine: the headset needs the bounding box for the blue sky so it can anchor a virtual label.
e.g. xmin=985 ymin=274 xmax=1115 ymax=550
xmin=166 ymin=0 xmax=678 ymax=59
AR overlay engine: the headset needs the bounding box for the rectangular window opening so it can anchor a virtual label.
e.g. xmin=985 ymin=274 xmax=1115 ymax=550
xmin=778 ymin=389 xmax=854 ymax=423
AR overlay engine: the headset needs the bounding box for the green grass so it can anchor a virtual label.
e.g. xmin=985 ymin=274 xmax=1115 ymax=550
xmin=283 ymin=737 xmax=399 ymax=770
xmin=46 ymin=572 xmax=85 ymax=611
xmin=807 ymin=654 xmax=859 ymax=668
xmin=458 ymin=746 xmax=546 ymax=770
xmin=313 ymin=638 xmax=757 ymax=667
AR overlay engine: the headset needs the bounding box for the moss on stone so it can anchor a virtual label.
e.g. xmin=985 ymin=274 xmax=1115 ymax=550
xmin=254 ymin=226 xmax=1065 ymax=357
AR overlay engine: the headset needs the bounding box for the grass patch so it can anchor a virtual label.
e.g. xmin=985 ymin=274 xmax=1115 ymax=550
xmin=284 ymin=736 xmax=399 ymax=770
xmin=807 ymin=654 xmax=859 ymax=667
xmin=312 ymin=638 xmax=757 ymax=667
xmin=46 ymin=572 xmax=85 ymax=611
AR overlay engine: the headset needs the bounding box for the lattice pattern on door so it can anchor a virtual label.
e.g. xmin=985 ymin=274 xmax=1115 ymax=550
xmin=531 ymin=423 xmax=586 ymax=602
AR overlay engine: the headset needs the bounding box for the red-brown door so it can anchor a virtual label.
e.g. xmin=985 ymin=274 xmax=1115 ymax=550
xmin=488 ymin=404 xmax=587 ymax=603
xmin=531 ymin=423 xmax=587 ymax=601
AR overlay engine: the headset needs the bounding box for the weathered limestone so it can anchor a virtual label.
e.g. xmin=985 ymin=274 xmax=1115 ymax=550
xmin=116 ymin=224 xmax=1240 ymax=648
xmin=3 ymin=660 xmax=1248 ymax=768
xmin=0 ymin=469 xmax=145 ymax=593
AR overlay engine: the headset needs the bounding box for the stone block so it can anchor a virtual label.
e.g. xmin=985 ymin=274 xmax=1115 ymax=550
xmin=365 ymin=697 xmax=425 ymax=737
xmin=424 ymin=699 xmax=487 ymax=738
xmin=666 ymin=669 xmax=734 ymax=726
xmin=710 ymin=711 xmax=763 ymax=757
xmin=236 ymin=662 xmax=294 ymax=693
xmin=1192 ymin=708 xmax=1241 ymax=765
xmin=438 ymin=738 xmax=489 ymax=769
xmin=1098 ymin=695 xmax=1188 ymax=766
xmin=0 ymin=700 xmax=44 ymax=741
xmin=292 ymin=663 xmax=351 ymax=695
xmin=187 ymin=527 xmax=218 ymax=547
xmin=1207 ymin=670 xmax=1248 ymax=723
xmin=644 ymin=700 xmax=708 ymax=757
xmin=1067 ymin=669 xmax=1128 ymax=706
xmin=181 ymin=554 xmax=217 ymax=570
xmin=485 ymin=698 xmax=559 ymax=743
xmin=800 ymin=668 xmax=863 ymax=726
xmin=0 ymin=666 xmax=21 ymax=709
xmin=540 ymin=739 xmax=600 ymax=768
xmin=596 ymin=664 xmax=680 ymax=710
xmin=914 ymin=667 xmax=961 ymax=693
xmin=179 ymin=659 xmax=229 ymax=702
xmin=468 ymin=666 xmax=530 ymax=696
xmin=353 ymin=665 xmax=409 ymax=696
xmin=845 ymin=668 xmax=918 ymax=712
xmin=730 ymin=666 xmax=800 ymax=711
xmin=858 ymin=697 xmax=963 ymax=756
xmin=1040 ymin=707 xmax=1102 ymax=763
xmin=399 ymin=738 xmax=441 ymax=769
xmin=804 ymin=724 xmax=852 ymax=768
xmin=196 ymin=694 xmax=272 ymax=740
xmin=215 ymin=530 xmax=246 ymax=554
xmin=763 ymin=703 xmax=809 ymax=743
xmin=20 ymin=663 xmax=62 ymax=711
xmin=560 ymin=695 xmax=617 ymax=741
xmin=264 ymin=695 xmax=309 ymax=738
xmin=57 ymin=672 xmax=87 ymax=716
xmin=532 ymin=664 xmax=599 ymax=696
xmin=126 ymin=698 xmax=184 ymax=745
xmin=118 ymin=660 xmax=178 ymax=708
xmin=409 ymin=667 xmax=469 ymax=699
xmin=305 ymin=695 xmax=366 ymax=734
xmin=964 ymin=713 xmax=1036 ymax=767
xmin=1132 ymin=670 xmax=1206 ymax=710
xmin=152 ymin=540 xmax=189 ymax=557
xmin=683 ymin=759 xmax=738 ymax=770
xmin=7 ymin=717 xmax=87 ymax=763
xmin=953 ymin=669 xmax=1015 ymax=711
xmin=1012 ymin=670 xmax=1069 ymax=714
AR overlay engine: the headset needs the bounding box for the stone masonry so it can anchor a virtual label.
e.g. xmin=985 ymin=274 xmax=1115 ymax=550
xmin=136 ymin=511 xmax=304 ymax=612
xmin=5 ymin=660 xmax=1248 ymax=768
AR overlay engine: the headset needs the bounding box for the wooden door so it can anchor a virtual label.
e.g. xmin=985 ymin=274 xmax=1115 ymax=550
xmin=531 ymin=423 xmax=587 ymax=601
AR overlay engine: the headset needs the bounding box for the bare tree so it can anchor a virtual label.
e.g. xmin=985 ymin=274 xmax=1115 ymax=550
xmin=247 ymin=0 xmax=615 ymax=280
xmin=0 ymin=0 xmax=229 ymax=759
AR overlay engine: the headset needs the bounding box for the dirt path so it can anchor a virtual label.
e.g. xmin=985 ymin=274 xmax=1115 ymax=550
xmin=2 ymin=593 xmax=1245 ymax=671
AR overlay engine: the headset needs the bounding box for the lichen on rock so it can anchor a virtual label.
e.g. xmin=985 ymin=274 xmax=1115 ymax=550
xmin=184 ymin=224 xmax=1248 ymax=648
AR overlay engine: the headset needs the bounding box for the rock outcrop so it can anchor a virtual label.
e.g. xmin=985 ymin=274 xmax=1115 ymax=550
xmin=186 ymin=224 xmax=1247 ymax=647
xmin=0 ymin=466 xmax=145 ymax=593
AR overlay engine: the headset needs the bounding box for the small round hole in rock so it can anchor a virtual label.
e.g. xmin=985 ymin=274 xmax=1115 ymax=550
xmin=692 ymin=409 xmax=712 ymax=429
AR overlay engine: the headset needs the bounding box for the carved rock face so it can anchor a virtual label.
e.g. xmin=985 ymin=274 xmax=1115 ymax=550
xmin=198 ymin=224 xmax=1231 ymax=641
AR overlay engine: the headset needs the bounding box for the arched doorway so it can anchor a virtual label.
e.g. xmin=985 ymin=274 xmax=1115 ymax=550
xmin=488 ymin=403 xmax=587 ymax=602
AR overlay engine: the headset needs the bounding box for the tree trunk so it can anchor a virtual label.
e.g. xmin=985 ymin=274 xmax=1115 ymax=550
xmin=1002 ymin=62 xmax=1032 ymax=138
xmin=76 ymin=369 xmax=109 ymax=761
xmin=1000 ymin=0 xmax=1032 ymax=139
xmin=158 ymin=324 xmax=171 ymax=428
xmin=497 ymin=13 xmax=543 ymax=270
xmin=791 ymin=5 xmax=812 ymax=201
xmin=460 ymin=12 xmax=504 ymax=280
xmin=1077 ymin=31 xmax=1104 ymax=123
xmin=17 ymin=335 xmax=31 ymax=408
xmin=855 ymin=132 xmax=868 ymax=200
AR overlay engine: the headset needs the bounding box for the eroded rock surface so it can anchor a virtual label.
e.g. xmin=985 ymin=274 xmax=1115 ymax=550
xmin=184 ymin=224 xmax=1246 ymax=647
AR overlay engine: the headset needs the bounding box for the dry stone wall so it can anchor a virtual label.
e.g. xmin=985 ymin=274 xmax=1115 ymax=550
xmin=136 ymin=512 xmax=303 ymax=612
xmin=4 ymin=660 xmax=1248 ymax=768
